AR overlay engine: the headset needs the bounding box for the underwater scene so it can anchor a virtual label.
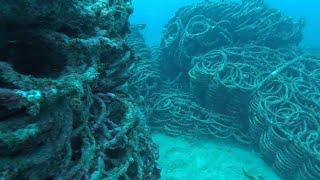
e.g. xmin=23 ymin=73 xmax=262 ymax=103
xmin=0 ymin=0 xmax=319 ymax=179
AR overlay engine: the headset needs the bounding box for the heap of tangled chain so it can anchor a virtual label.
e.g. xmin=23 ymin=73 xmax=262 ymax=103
xmin=129 ymin=1 xmax=320 ymax=179
xmin=0 ymin=0 xmax=160 ymax=179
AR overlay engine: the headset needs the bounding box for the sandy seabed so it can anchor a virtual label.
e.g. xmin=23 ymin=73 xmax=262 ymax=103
xmin=152 ymin=133 xmax=281 ymax=180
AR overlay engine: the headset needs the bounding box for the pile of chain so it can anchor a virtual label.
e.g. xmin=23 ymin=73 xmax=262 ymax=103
xmin=160 ymin=0 xmax=304 ymax=80
xmin=127 ymin=25 xmax=161 ymax=100
xmin=0 ymin=0 xmax=160 ymax=179
xmin=249 ymin=54 xmax=320 ymax=179
xmin=149 ymin=90 xmax=236 ymax=139
xmin=146 ymin=0 xmax=320 ymax=179
xmin=127 ymin=25 xmax=162 ymax=122
xmin=190 ymin=45 xmax=320 ymax=179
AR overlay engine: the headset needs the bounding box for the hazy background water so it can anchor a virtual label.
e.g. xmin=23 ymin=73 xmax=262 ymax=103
xmin=130 ymin=0 xmax=320 ymax=50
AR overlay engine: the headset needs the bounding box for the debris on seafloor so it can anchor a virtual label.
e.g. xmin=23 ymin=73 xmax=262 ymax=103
xmin=242 ymin=166 xmax=264 ymax=180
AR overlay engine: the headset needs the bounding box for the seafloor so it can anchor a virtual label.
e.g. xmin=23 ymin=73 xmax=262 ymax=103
xmin=153 ymin=133 xmax=281 ymax=180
